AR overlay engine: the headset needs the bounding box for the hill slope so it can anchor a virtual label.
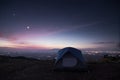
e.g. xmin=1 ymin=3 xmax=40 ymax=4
xmin=0 ymin=55 xmax=120 ymax=80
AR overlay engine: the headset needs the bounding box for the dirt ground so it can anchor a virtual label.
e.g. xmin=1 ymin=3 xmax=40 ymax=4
xmin=0 ymin=56 xmax=120 ymax=80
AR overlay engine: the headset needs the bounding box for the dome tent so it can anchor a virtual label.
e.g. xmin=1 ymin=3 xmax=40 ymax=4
xmin=54 ymin=47 xmax=87 ymax=71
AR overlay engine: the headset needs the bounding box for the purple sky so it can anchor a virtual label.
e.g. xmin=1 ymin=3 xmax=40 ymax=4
xmin=0 ymin=0 xmax=119 ymax=50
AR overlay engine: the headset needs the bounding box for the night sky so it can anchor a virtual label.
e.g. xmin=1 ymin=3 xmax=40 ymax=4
xmin=0 ymin=0 xmax=119 ymax=50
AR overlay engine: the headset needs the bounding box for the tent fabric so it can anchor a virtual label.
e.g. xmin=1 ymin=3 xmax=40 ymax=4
xmin=54 ymin=47 xmax=87 ymax=71
xmin=55 ymin=47 xmax=85 ymax=63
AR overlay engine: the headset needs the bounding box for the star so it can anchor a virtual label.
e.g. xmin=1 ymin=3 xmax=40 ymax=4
xmin=26 ymin=26 xmax=30 ymax=29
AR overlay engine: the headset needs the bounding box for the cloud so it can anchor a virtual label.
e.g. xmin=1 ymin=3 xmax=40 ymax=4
xmin=35 ymin=22 xmax=100 ymax=38
xmin=53 ymin=21 xmax=101 ymax=34
xmin=94 ymin=41 xmax=116 ymax=44
xmin=17 ymin=42 xmax=28 ymax=44
xmin=0 ymin=36 xmax=18 ymax=42
xmin=0 ymin=32 xmax=18 ymax=41
xmin=0 ymin=32 xmax=3 ymax=37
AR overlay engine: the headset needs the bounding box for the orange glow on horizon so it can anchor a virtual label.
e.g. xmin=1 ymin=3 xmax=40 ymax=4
xmin=0 ymin=37 xmax=97 ymax=49
xmin=0 ymin=40 xmax=51 ymax=49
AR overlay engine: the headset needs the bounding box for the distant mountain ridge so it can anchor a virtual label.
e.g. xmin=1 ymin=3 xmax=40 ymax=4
xmin=0 ymin=47 xmax=119 ymax=53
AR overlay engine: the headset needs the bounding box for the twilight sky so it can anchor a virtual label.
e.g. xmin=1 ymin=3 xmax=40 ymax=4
xmin=0 ymin=0 xmax=119 ymax=50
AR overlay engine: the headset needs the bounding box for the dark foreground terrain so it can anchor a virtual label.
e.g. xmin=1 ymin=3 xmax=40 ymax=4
xmin=0 ymin=55 xmax=120 ymax=80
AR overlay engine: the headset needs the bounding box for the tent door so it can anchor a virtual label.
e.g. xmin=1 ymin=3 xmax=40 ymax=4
xmin=62 ymin=55 xmax=77 ymax=67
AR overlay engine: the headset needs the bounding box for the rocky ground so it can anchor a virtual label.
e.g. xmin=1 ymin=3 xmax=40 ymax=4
xmin=0 ymin=55 xmax=120 ymax=80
